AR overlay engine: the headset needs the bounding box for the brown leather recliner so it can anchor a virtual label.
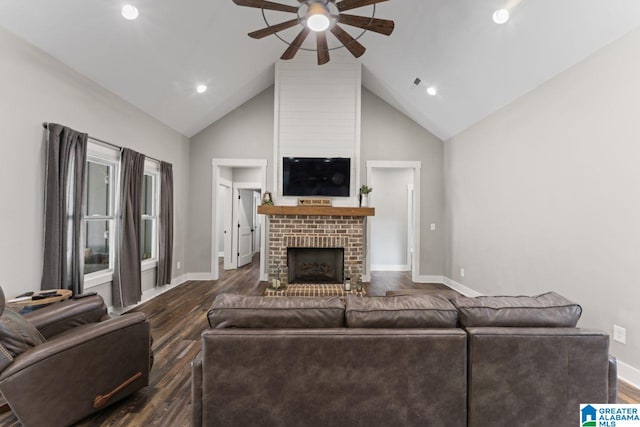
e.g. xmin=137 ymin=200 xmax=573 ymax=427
xmin=0 ymin=287 xmax=152 ymax=427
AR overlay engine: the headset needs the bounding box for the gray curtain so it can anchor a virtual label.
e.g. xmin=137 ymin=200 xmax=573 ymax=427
xmin=156 ymin=161 xmax=174 ymax=287
xmin=113 ymin=148 xmax=145 ymax=308
xmin=41 ymin=123 xmax=88 ymax=295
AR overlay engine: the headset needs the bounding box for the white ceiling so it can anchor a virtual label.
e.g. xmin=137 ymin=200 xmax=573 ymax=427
xmin=1 ymin=0 xmax=639 ymax=140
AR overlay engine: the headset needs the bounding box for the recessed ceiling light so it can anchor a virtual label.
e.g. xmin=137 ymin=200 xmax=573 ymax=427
xmin=196 ymin=84 xmax=208 ymax=94
xmin=492 ymin=9 xmax=510 ymax=24
xmin=121 ymin=5 xmax=139 ymax=20
xmin=426 ymin=86 xmax=437 ymax=96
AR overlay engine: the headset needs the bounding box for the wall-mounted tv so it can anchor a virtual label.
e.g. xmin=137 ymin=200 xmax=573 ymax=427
xmin=283 ymin=157 xmax=350 ymax=197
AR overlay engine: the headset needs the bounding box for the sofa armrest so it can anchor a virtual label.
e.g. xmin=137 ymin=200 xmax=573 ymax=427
xmin=0 ymin=313 xmax=150 ymax=427
xmin=191 ymin=351 xmax=203 ymax=427
xmin=609 ymin=355 xmax=618 ymax=403
xmin=465 ymin=327 xmax=610 ymax=427
xmin=23 ymin=295 xmax=108 ymax=339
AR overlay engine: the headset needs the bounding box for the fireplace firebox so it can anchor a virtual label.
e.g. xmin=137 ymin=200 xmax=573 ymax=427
xmin=287 ymin=248 xmax=344 ymax=284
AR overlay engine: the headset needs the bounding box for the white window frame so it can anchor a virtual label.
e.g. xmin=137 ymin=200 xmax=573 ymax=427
xmin=84 ymin=143 xmax=119 ymax=288
xmin=141 ymin=160 xmax=160 ymax=272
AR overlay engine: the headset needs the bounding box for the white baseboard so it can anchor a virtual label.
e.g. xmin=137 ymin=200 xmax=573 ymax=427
xmin=170 ymin=274 xmax=188 ymax=286
xmin=412 ymin=274 xmax=445 ymax=284
xmin=140 ymin=283 xmax=177 ymax=303
xmin=617 ymin=359 xmax=640 ymax=389
xmin=186 ymin=272 xmax=216 ymax=281
xmin=442 ymin=277 xmax=483 ymax=297
xmin=108 ymin=279 xmax=185 ymax=314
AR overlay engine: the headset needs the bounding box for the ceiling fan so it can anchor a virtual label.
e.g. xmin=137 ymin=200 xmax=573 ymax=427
xmin=232 ymin=0 xmax=395 ymax=65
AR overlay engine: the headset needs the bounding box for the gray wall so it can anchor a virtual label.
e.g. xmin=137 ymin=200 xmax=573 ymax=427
xmin=187 ymin=88 xmax=275 ymax=273
xmin=187 ymin=86 xmax=446 ymax=277
xmin=445 ymin=27 xmax=640 ymax=377
xmin=361 ymin=89 xmax=445 ymax=277
xmin=233 ymin=167 xmax=262 ymax=183
xmin=0 ymin=27 xmax=190 ymax=306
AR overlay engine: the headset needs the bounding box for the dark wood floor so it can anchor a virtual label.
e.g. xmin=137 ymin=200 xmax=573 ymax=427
xmin=1 ymin=256 xmax=638 ymax=426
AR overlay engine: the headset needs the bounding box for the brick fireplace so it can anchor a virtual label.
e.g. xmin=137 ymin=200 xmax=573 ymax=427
xmin=258 ymin=206 xmax=374 ymax=285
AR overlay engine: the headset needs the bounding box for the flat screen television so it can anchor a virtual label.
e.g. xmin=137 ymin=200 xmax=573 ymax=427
xmin=283 ymin=157 xmax=350 ymax=197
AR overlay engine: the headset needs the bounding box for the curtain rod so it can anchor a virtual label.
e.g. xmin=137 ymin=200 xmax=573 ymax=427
xmin=42 ymin=122 xmax=160 ymax=164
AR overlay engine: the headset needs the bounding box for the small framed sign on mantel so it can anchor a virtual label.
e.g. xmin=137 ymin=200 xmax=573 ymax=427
xmin=297 ymin=198 xmax=332 ymax=207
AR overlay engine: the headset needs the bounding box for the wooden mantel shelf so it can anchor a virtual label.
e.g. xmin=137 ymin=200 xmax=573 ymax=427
xmin=257 ymin=205 xmax=375 ymax=217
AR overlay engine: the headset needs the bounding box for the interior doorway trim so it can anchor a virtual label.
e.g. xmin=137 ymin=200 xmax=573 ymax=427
xmin=365 ymin=160 xmax=421 ymax=282
xmin=211 ymin=159 xmax=268 ymax=281
xmin=218 ymin=177 xmax=233 ymax=269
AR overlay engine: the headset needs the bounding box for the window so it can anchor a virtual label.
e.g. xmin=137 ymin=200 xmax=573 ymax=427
xmin=84 ymin=158 xmax=116 ymax=275
xmin=141 ymin=170 xmax=158 ymax=262
xmin=82 ymin=143 xmax=160 ymax=284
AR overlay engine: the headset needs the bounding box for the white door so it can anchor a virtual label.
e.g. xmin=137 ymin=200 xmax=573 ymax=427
xmin=370 ymin=168 xmax=414 ymax=271
xmin=236 ymin=189 xmax=254 ymax=267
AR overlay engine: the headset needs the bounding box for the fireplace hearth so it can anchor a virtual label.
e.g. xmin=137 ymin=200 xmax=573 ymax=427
xmin=288 ymin=248 xmax=344 ymax=284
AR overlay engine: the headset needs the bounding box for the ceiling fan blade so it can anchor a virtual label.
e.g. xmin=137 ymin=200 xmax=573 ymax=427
xmin=330 ymin=25 xmax=366 ymax=58
xmin=281 ymin=27 xmax=311 ymax=60
xmin=316 ymin=31 xmax=330 ymax=65
xmin=249 ymin=19 xmax=300 ymax=39
xmin=232 ymin=0 xmax=298 ymax=13
xmin=338 ymin=14 xmax=394 ymax=35
xmin=337 ymin=0 xmax=389 ymax=12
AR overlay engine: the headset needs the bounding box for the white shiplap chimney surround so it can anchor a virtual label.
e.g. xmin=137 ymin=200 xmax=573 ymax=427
xmin=273 ymin=53 xmax=362 ymax=207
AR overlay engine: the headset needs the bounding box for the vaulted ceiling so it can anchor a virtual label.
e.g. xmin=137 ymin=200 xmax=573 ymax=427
xmin=1 ymin=0 xmax=639 ymax=140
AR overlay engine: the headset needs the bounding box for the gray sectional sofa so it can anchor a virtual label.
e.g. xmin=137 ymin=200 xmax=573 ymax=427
xmin=192 ymin=292 xmax=617 ymax=427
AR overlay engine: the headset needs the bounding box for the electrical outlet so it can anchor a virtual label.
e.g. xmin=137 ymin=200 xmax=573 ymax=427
xmin=430 ymin=223 xmax=436 ymax=231
xmin=176 ymin=261 xmax=181 ymax=270
xmin=460 ymin=268 xmax=465 ymax=278
xmin=613 ymin=325 xmax=626 ymax=344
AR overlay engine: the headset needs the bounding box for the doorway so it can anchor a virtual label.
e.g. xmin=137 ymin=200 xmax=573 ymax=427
xmin=211 ymin=159 xmax=267 ymax=281
xmin=234 ymin=185 xmax=261 ymax=269
xmin=365 ymin=161 xmax=422 ymax=282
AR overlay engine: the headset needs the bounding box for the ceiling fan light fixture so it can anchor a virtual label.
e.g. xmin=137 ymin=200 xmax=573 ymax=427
xmin=232 ymin=0 xmax=395 ymax=65
xmin=492 ymin=9 xmax=510 ymax=25
xmin=306 ymin=3 xmax=331 ymax=32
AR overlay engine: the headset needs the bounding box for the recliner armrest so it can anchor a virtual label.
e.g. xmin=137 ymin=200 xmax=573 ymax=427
xmin=0 ymin=313 xmax=151 ymax=427
xmin=23 ymin=295 xmax=108 ymax=339
xmin=2 ymin=312 xmax=147 ymax=378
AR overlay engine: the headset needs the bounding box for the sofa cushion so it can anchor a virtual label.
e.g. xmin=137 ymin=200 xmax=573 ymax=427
xmin=0 ymin=308 xmax=46 ymax=358
xmin=452 ymin=292 xmax=582 ymax=327
xmin=345 ymin=294 xmax=458 ymax=328
xmin=208 ymin=294 xmax=345 ymax=329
